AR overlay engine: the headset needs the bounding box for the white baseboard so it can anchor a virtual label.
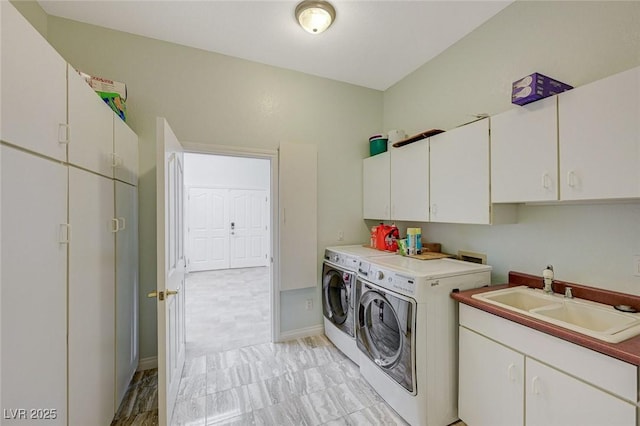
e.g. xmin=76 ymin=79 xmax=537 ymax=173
xmin=137 ymin=356 xmax=158 ymax=371
xmin=278 ymin=324 xmax=325 ymax=342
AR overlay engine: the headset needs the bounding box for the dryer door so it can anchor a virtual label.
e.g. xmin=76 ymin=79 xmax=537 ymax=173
xmin=356 ymin=281 xmax=415 ymax=393
xmin=322 ymin=263 xmax=354 ymax=328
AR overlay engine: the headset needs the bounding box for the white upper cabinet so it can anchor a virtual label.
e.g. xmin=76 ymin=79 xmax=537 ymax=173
xmin=558 ymin=66 xmax=640 ymax=201
xmin=491 ymin=96 xmax=559 ymax=203
xmin=430 ymin=119 xmax=492 ymax=224
xmin=390 ymin=139 xmax=429 ymax=221
xmin=114 ymin=115 xmax=139 ymax=186
xmin=68 ymin=65 xmax=115 ymax=178
xmin=363 ymin=151 xmax=391 ymax=220
xmin=0 ymin=2 xmax=67 ymax=161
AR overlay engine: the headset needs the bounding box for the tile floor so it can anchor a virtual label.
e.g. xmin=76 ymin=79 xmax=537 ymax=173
xmin=114 ymin=266 xmax=466 ymax=426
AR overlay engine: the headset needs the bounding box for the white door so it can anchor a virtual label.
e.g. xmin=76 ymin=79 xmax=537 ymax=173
xmin=362 ymin=152 xmax=390 ymax=220
xmin=187 ymin=187 xmax=230 ymax=272
xmin=229 ymin=189 xmax=268 ymax=268
xmin=155 ymin=118 xmax=186 ymax=425
xmin=279 ymin=142 xmax=317 ymax=290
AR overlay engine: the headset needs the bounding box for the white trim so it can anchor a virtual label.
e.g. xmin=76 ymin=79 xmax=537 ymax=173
xmin=278 ymin=324 xmax=325 ymax=342
xmin=180 ymin=142 xmax=280 ymax=343
xmin=137 ymin=356 xmax=158 ymax=371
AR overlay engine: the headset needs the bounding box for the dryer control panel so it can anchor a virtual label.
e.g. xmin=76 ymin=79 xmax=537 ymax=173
xmin=360 ymin=261 xmax=416 ymax=296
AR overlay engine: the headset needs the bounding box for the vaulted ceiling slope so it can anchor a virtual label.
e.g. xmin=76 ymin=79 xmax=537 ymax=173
xmin=38 ymin=1 xmax=513 ymax=90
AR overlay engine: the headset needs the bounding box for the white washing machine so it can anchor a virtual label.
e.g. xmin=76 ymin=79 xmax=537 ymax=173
xmin=322 ymin=245 xmax=396 ymax=364
xmin=356 ymin=256 xmax=491 ymax=426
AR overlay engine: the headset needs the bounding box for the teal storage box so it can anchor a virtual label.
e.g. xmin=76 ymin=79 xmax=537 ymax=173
xmin=369 ymin=137 xmax=388 ymax=156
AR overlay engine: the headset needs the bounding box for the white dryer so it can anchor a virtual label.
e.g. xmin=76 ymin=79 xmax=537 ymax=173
xmin=322 ymin=245 xmax=395 ymax=364
xmin=356 ymin=256 xmax=491 ymax=426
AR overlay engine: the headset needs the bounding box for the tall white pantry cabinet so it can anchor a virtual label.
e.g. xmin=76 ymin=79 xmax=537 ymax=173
xmin=1 ymin=3 xmax=139 ymax=425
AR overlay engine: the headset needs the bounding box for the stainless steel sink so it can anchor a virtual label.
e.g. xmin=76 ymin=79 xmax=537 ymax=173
xmin=472 ymin=286 xmax=640 ymax=343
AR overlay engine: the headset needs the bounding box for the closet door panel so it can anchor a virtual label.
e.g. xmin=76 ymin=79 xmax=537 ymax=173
xmin=1 ymin=146 xmax=67 ymax=425
xmin=68 ymin=167 xmax=116 ymax=425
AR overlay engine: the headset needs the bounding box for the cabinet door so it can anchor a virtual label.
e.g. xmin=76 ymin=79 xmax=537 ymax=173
xmin=68 ymin=65 xmax=115 ymax=178
xmin=390 ymin=139 xmax=429 ymax=221
xmin=1 ymin=146 xmax=68 ymax=425
xmin=68 ymin=167 xmax=116 ymax=425
xmin=279 ymin=142 xmax=317 ymax=290
xmin=363 ymin=152 xmax=390 ymax=220
xmin=459 ymin=327 xmax=524 ymax=426
xmin=430 ymin=119 xmax=490 ymax=224
xmin=114 ymin=116 xmax=139 ymax=186
xmin=526 ymin=358 xmax=635 ymax=426
xmin=115 ymin=181 xmax=139 ymax=408
xmin=0 ymin=2 xmax=67 ymax=161
xmin=491 ymin=96 xmax=559 ymax=202
xmin=558 ymin=66 xmax=640 ymax=200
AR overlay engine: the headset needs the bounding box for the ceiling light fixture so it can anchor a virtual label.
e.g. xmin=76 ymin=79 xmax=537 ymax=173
xmin=295 ymin=0 xmax=336 ymax=35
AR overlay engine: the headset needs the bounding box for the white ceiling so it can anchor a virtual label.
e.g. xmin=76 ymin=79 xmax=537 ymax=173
xmin=38 ymin=0 xmax=513 ymax=91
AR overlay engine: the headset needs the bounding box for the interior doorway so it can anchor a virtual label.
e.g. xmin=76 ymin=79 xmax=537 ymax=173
xmin=182 ymin=152 xmax=273 ymax=353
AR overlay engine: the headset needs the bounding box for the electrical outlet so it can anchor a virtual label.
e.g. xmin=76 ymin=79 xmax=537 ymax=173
xmin=338 ymin=231 xmax=344 ymax=241
xmin=634 ymin=255 xmax=640 ymax=277
xmin=305 ymin=299 xmax=313 ymax=310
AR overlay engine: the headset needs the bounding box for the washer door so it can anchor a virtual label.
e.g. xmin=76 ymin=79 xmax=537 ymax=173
xmin=357 ymin=281 xmax=415 ymax=393
xmin=322 ymin=264 xmax=355 ymax=336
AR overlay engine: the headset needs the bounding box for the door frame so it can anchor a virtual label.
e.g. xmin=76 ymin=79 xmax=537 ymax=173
xmin=181 ymin=141 xmax=280 ymax=342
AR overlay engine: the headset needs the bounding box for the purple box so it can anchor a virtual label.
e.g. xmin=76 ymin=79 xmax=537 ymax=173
xmin=512 ymin=73 xmax=573 ymax=106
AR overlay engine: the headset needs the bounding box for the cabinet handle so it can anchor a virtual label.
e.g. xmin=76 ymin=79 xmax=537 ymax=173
xmin=111 ymin=153 xmax=124 ymax=168
xmin=567 ymin=171 xmax=577 ymax=188
xmin=507 ymin=363 xmax=516 ymax=382
xmin=111 ymin=218 xmax=120 ymax=233
xmin=58 ymin=123 xmax=70 ymax=144
xmin=531 ymin=376 xmax=541 ymax=395
xmin=118 ymin=217 xmax=126 ymax=231
xmin=59 ymin=223 xmax=71 ymax=244
xmin=542 ymin=173 xmax=551 ymax=189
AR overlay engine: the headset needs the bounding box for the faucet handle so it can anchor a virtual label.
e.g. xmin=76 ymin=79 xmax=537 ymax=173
xmin=564 ymin=287 xmax=573 ymax=299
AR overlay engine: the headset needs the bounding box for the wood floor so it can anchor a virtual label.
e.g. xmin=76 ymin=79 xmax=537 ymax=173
xmin=112 ymin=266 xmax=467 ymax=426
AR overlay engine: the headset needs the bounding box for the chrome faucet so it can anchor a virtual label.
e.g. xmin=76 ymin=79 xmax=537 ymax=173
xmin=543 ymin=265 xmax=554 ymax=294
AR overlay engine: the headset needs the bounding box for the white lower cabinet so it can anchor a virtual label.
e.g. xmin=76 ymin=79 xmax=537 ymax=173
xmin=459 ymin=327 xmax=524 ymax=426
xmin=526 ymin=358 xmax=635 ymax=426
xmin=459 ymin=304 xmax=637 ymax=426
xmin=68 ymin=167 xmax=116 ymax=426
xmin=1 ymin=146 xmax=68 ymax=425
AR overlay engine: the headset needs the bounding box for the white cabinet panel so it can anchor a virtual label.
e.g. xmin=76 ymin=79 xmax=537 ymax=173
xmin=115 ymin=181 xmax=139 ymax=408
xmin=430 ymin=119 xmax=491 ymax=224
xmin=491 ymin=96 xmax=559 ymax=202
xmin=0 ymin=2 xmax=67 ymax=161
xmin=279 ymin=142 xmax=317 ymax=290
xmin=459 ymin=327 xmax=524 ymax=426
xmin=363 ymin=152 xmax=390 ymax=220
xmin=114 ymin=116 xmax=139 ymax=186
xmin=390 ymin=139 xmax=429 ymax=221
xmin=68 ymin=167 xmax=115 ymax=426
xmin=1 ymin=146 xmax=68 ymax=425
xmin=558 ymin=66 xmax=640 ymax=200
xmin=68 ymin=65 xmax=115 ymax=178
xmin=526 ymin=358 xmax=635 ymax=426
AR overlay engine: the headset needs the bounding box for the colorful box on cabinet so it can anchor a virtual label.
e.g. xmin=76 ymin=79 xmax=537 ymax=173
xmin=512 ymin=73 xmax=573 ymax=106
xmin=78 ymin=71 xmax=128 ymax=121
